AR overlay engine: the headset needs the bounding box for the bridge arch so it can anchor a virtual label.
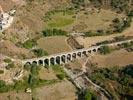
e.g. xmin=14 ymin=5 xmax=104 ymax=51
xmin=24 ymin=62 xmax=32 ymax=67
xmin=38 ymin=60 xmax=43 ymax=65
xmin=32 ymin=61 xmax=38 ymax=65
xmin=77 ymin=52 xmax=82 ymax=57
xmin=44 ymin=58 xmax=50 ymax=66
xmin=117 ymin=43 xmax=121 ymax=46
xmin=72 ymin=53 xmax=77 ymax=59
xmin=88 ymin=50 xmax=92 ymax=54
xmin=67 ymin=54 xmax=72 ymax=62
xmin=82 ymin=51 xmax=87 ymax=55
xmin=97 ymin=47 xmax=101 ymax=51
xmin=130 ymin=41 xmax=133 ymax=44
xmin=50 ymin=57 xmax=55 ymax=65
xmin=61 ymin=55 xmax=66 ymax=63
xmin=92 ymin=49 xmax=97 ymax=52
xmin=56 ymin=56 xmax=61 ymax=64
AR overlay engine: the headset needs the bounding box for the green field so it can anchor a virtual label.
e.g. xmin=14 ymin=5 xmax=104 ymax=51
xmin=46 ymin=11 xmax=75 ymax=28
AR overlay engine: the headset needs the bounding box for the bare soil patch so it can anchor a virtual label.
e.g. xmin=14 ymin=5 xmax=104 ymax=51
xmin=0 ymin=91 xmax=32 ymax=100
xmin=64 ymin=9 xmax=124 ymax=32
xmin=39 ymin=67 xmax=57 ymax=80
xmin=90 ymin=49 xmax=133 ymax=67
xmin=0 ymin=40 xmax=35 ymax=59
xmin=37 ymin=36 xmax=72 ymax=54
xmin=33 ymin=80 xmax=77 ymax=100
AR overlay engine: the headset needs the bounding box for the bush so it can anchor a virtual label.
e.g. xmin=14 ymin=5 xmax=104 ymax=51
xmin=23 ymin=39 xmax=37 ymax=49
xmin=0 ymin=80 xmax=9 ymax=92
xmin=4 ymin=58 xmax=12 ymax=63
xmin=84 ymin=89 xmax=97 ymax=100
xmin=84 ymin=90 xmax=92 ymax=100
xmin=56 ymin=74 xmax=65 ymax=80
xmin=6 ymin=62 xmax=15 ymax=70
xmin=100 ymin=46 xmax=111 ymax=54
xmin=32 ymin=49 xmax=48 ymax=57
xmin=0 ymin=70 xmax=4 ymax=74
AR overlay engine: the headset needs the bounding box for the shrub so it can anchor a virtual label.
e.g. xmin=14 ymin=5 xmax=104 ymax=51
xmin=23 ymin=39 xmax=37 ymax=49
xmin=84 ymin=89 xmax=97 ymax=100
xmin=100 ymin=46 xmax=111 ymax=54
xmin=0 ymin=70 xmax=4 ymax=74
xmin=56 ymin=74 xmax=65 ymax=80
xmin=6 ymin=62 xmax=15 ymax=70
xmin=0 ymin=80 xmax=9 ymax=92
xmin=4 ymin=58 xmax=12 ymax=63
xmin=32 ymin=49 xmax=48 ymax=57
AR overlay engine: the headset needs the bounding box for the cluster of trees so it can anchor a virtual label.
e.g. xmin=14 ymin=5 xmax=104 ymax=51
xmin=89 ymin=65 xmax=133 ymax=99
xmin=42 ymin=29 xmax=68 ymax=37
xmin=112 ymin=17 xmax=132 ymax=33
xmin=89 ymin=0 xmax=133 ymax=15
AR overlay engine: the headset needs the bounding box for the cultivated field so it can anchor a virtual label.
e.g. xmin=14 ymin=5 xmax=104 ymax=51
xmin=37 ymin=36 xmax=72 ymax=54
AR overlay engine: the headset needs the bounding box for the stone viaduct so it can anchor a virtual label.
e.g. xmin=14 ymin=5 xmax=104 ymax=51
xmin=22 ymin=39 xmax=133 ymax=67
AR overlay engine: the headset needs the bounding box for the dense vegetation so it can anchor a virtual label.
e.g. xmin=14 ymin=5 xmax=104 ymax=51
xmin=23 ymin=39 xmax=37 ymax=49
xmin=42 ymin=29 xmax=68 ymax=36
xmin=78 ymin=89 xmax=97 ymax=100
xmin=88 ymin=65 xmax=133 ymax=99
